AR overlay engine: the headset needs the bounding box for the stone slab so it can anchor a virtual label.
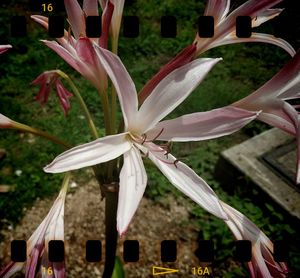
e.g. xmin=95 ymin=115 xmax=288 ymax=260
xmin=221 ymin=128 xmax=300 ymax=219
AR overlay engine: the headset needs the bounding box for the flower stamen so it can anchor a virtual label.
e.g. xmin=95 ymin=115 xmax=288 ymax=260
xmin=147 ymin=128 xmax=164 ymax=142
xmin=141 ymin=133 xmax=147 ymax=144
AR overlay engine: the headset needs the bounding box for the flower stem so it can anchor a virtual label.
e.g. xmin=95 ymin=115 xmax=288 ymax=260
xmin=101 ymin=182 xmax=119 ymax=278
xmin=100 ymin=91 xmax=112 ymax=135
xmin=111 ymin=85 xmax=117 ymax=134
xmin=61 ymin=172 xmax=71 ymax=193
xmin=12 ymin=122 xmax=71 ymax=149
xmin=57 ymin=71 xmax=99 ymax=139
xmin=106 ymin=39 xmax=119 ymax=180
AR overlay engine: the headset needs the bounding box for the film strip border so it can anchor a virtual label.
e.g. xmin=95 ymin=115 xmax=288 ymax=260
xmin=4 ymin=14 xmax=296 ymax=39
xmin=4 ymin=15 xmax=300 ymax=38
xmin=2 ymin=0 xmax=300 ymax=40
xmin=9 ymin=239 xmax=290 ymax=263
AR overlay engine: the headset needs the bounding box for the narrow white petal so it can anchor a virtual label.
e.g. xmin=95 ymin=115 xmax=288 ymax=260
xmin=258 ymin=112 xmax=296 ymax=135
xmin=64 ymin=0 xmax=85 ymax=38
xmin=146 ymin=107 xmax=259 ymax=142
xmin=44 ymin=133 xmax=131 ymax=173
xmin=234 ymin=51 xmax=300 ymax=104
xmin=94 ymin=46 xmax=138 ymax=129
xmin=211 ymin=32 xmax=295 ymax=57
xmin=83 ymin=0 xmax=99 ymax=16
xmin=204 ymin=0 xmax=230 ymax=23
xmin=117 ymin=147 xmax=147 ymax=235
xmin=252 ymin=9 xmax=283 ymax=28
xmin=221 ymin=201 xmax=278 ymax=277
xmin=282 ymin=102 xmax=300 ymax=184
xmin=137 ymin=143 xmax=227 ymax=220
xmin=110 ymin=0 xmax=125 ymax=40
xmin=2 ymin=263 xmax=24 ymax=278
xmin=136 ymin=58 xmax=222 ymax=133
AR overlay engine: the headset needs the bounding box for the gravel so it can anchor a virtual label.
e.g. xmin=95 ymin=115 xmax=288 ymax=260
xmin=0 ymin=178 xmax=201 ymax=277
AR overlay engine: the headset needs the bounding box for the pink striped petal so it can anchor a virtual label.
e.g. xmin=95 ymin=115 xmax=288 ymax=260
xmin=146 ymin=106 xmax=259 ymax=142
xmin=204 ymin=0 xmax=230 ymax=22
xmin=94 ymin=46 xmax=138 ymax=129
xmin=212 ymin=33 xmax=295 ymax=57
xmin=221 ymin=201 xmax=289 ymax=278
xmin=135 ymin=58 xmax=222 ymax=134
xmin=259 ymin=51 xmax=300 ymax=100
xmin=258 ymin=111 xmax=296 ymax=135
xmin=117 ymin=146 xmax=147 ymax=235
xmin=195 ymin=0 xmax=291 ymax=55
xmin=64 ymin=0 xmax=85 ymax=38
xmin=44 ymin=133 xmax=132 ymax=173
xmin=42 ymin=40 xmax=80 ymax=73
xmin=0 ymin=44 xmax=12 ymax=54
xmin=99 ymin=1 xmax=114 ymax=48
xmin=225 ymin=0 xmax=283 ymax=31
xmin=233 ymin=57 xmax=300 ymax=108
xmin=138 ymin=142 xmax=228 ymax=220
xmin=56 ymin=80 xmax=73 ymax=115
xmin=83 ymin=0 xmax=98 ymax=16
xmin=66 ymin=39 xmax=106 ymax=90
xmin=0 ymin=262 xmax=23 ymax=278
xmin=75 ymin=37 xmax=102 ymax=70
xmin=31 ymin=15 xmax=75 ymax=49
xmin=214 ymin=0 xmax=282 ymax=40
xmin=282 ymin=102 xmax=300 ymax=184
xmin=252 ymin=8 xmax=283 ymax=27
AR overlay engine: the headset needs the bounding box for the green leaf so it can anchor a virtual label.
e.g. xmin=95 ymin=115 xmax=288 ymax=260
xmin=112 ymin=256 xmax=125 ymax=278
xmin=265 ymin=203 xmax=274 ymax=212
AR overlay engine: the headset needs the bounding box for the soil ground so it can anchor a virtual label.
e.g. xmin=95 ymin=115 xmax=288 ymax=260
xmin=0 ymin=178 xmax=203 ymax=277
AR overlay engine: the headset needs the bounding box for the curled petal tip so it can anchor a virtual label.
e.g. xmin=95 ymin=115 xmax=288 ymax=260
xmin=0 ymin=44 xmax=12 ymax=54
xmin=117 ymin=226 xmax=128 ymax=238
xmin=0 ymin=114 xmax=13 ymax=128
xmin=43 ymin=164 xmax=56 ymax=173
xmin=43 ymin=166 xmax=51 ymax=173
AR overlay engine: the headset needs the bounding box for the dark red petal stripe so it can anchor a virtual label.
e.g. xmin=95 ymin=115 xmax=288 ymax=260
xmin=99 ymin=1 xmax=114 ymax=49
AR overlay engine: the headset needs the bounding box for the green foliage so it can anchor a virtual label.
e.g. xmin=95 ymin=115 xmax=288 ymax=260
xmin=112 ymin=256 xmax=125 ymax=278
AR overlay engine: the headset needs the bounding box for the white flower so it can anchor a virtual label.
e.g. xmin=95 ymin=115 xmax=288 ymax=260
xmin=44 ymin=46 xmax=259 ymax=235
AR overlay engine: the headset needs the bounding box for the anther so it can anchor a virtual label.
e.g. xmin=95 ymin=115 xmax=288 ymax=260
xmin=163 ymin=141 xmax=172 ymax=156
xmin=148 ymin=128 xmax=164 ymax=142
xmin=164 ymin=151 xmax=169 ymax=159
xmin=173 ymin=159 xmax=179 ymax=168
xmin=141 ymin=134 xmax=147 ymax=145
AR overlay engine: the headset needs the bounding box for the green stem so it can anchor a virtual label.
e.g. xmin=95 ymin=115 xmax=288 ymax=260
xmin=61 ymin=172 xmax=72 ymax=192
xmin=57 ymin=71 xmax=99 ymax=139
xmin=101 ymin=183 xmax=119 ymax=278
xmin=100 ymin=91 xmax=112 ymax=135
xmin=111 ymin=85 xmax=117 ymax=135
xmin=112 ymin=36 xmax=119 ymax=55
xmin=106 ymin=39 xmax=120 ymax=179
xmin=12 ymin=122 xmax=71 ymax=149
